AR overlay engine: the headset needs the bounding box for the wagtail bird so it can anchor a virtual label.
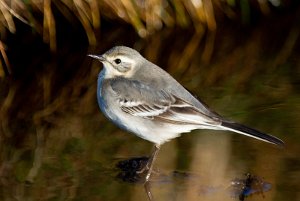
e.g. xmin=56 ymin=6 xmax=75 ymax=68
xmin=88 ymin=46 xmax=284 ymax=182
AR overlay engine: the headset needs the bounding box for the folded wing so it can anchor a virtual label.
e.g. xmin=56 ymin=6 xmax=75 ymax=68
xmin=111 ymin=77 xmax=284 ymax=146
xmin=111 ymin=77 xmax=221 ymax=127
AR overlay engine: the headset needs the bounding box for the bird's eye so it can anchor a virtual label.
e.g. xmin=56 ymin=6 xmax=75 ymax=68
xmin=114 ymin=58 xmax=121 ymax=64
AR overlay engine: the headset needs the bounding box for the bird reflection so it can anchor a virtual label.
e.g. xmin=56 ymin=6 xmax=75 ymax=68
xmin=115 ymin=156 xmax=155 ymax=200
xmin=116 ymin=156 xmax=149 ymax=183
xmin=115 ymin=157 xmax=272 ymax=201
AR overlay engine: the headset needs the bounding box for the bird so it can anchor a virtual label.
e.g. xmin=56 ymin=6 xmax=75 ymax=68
xmin=88 ymin=46 xmax=284 ymax=182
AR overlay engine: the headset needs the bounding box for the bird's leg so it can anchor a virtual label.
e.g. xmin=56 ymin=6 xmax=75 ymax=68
xmin=144 ymin=180 xmax=154 ymax=201
xmin=145 ymin=144 xmax=160 ymax=182
xmin=143 ymin=144 xmax=160 ymax=201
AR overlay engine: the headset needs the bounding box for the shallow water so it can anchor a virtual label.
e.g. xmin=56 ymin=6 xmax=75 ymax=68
xmin=1 ymin=73 xmax=298 ymax=201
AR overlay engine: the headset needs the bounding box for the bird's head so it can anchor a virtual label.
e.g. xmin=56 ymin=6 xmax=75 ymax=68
xmin=88 ymin=46 xmax=143 ymax=78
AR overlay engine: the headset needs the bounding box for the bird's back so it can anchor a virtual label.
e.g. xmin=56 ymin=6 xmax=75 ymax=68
xmin=133 ymin=59 xmax=221 ymax=119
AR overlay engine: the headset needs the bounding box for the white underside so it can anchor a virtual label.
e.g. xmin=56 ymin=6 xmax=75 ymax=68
xmin=132 ymin=123 xmax=225 ymax=145
xmin=101 ymin=86 xmax=227 ymax=145
xmin=105 ymin=102 xmax=225 ymax=145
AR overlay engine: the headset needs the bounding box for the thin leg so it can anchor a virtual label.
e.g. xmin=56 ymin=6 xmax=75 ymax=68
xmin=144 ymin=181 xmax=154 ymax=201
xmin=145 ymin=144 xmax=160 ymax=182
xmin=144 ymin=144 xmax=160 ymax=201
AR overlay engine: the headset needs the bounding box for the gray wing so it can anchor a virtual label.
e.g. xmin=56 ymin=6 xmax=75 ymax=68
xmin=110 ymin=78 xmax=221 ymax=126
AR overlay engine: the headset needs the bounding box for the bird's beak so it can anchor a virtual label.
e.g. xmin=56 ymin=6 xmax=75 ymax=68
xmin=88 ymin=54 xmax=106 ymax=62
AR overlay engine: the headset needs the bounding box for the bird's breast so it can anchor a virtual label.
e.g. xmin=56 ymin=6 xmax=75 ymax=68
xmin=97 ymin=69 xmax=107 ymax=112
xmin=97 ymin=70 xmax=131 ymax=131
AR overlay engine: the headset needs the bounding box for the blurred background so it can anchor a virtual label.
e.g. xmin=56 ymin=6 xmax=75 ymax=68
xmin=0 ymin=0 xmax=299 ymax=200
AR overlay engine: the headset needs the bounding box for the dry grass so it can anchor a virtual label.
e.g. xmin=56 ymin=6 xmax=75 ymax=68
xmin=0 ymin=0 xmax=286 ymax=46
xmin=0 ymin=0 xmax=291 ymax=78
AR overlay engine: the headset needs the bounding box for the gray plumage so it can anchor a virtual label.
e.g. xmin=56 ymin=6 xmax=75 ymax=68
xmin=89 ymin=46 xmax=284 ymax=146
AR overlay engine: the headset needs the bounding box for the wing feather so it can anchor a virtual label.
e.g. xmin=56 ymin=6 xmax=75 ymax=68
xmin=110 ymin=77 xmax=221 ymax=126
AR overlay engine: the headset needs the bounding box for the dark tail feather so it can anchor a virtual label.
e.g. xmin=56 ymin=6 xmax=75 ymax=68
xmin=221 ymin=121 xmax=284 ymax=147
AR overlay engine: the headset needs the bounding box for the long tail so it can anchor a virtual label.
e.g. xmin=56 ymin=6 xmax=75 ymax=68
xmin=221 ymin=121 xmax=284 ymax=147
